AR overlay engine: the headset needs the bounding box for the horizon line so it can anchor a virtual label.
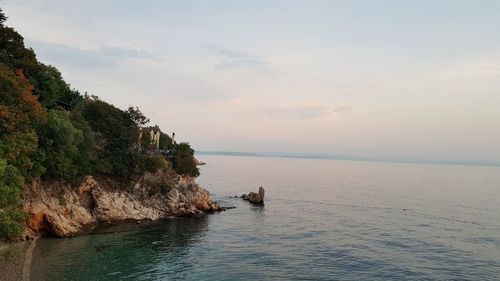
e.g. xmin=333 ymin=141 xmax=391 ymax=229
xmin=195 ymin=150 xmax=500 ymax=168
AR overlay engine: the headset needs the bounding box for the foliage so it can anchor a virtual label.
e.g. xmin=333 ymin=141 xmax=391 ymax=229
xmin=127 ymin=106 xmax=150 ymax=126
xmin=0 ymin=160 xmax=23 ymax=208
xmin=59 ymin=89 xmax=84 ymax=108
xmin=0 ymin=22 xmax=38 ymax=78
xmin=82 ymin=98 xmax=139 ymax=176
xmin=159 ymin=131 xmax=172 ymax=150
xmin=0 ymin=208 xmax=26 ymax=241
xmin=0 ymin=159 xmax=26 ymax=241
xmin=139 ymin=155 xmax=169 ymax=173
xmin=151 ymin=182 xmax=171 ymax=195
xmin=142 ymin=167 xmax=177 ymax=196
xmin=0 ymin=8 xmax=6 ymax=25
xmin=0 ymin=61 xmax=41 ymax=240
xmin=68 ymin=109 xmax=97 ymax=173
xmin=173 ymin=142 xmax=200 ymax=177
xmin=0 ymin=8 xmax=202 ymax=240
xmin=37 ymin=110 xmax=95 ymax=181
xmin=0 ymin=65 xmax=45 ymax=179
xmin=31 ymin=63 xmax=71 ymax=109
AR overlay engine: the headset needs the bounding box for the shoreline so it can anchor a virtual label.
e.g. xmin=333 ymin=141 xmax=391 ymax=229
xmin=1 ymin=212 xmax=224 ymax=280
xmin=22 ymin=240 xmax=36 ymax=281
xmin=22 ymin=175 xmax=222 ymax=239
xmin=0 ymin=174 xmax=225 ymax=281
xmin=0 ymin=240 xmax=32 ymax=281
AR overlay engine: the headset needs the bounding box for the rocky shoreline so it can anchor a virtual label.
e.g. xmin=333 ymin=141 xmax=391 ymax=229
xmin=21 ymin=174 xmax=223 ymax=239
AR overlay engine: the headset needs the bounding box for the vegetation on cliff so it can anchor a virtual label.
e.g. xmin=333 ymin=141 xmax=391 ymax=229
xmin=0 ymin=8 xmax=199 ymax=241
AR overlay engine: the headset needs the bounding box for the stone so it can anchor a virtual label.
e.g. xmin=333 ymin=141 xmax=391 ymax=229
xmin=258 ymin=186 xmax=265 ymax=201
xmin=26 ymin=212 xmax=46 ymax=232
xmin=21 ymin=175 xmax=223 ymax=238
xmin=241 ymin=187 xmax=265 ymax=205
xmin=248 ymin=192 xmax=259 ymax=202
xmin=167 ymin=188 xmax=180 ymax=203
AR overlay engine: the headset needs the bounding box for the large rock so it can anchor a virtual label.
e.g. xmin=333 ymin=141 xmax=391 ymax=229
xmin=22 ymin=175 xmax=223 ymax=239
xmin=241 ymin=186 xmax=265 ymax=205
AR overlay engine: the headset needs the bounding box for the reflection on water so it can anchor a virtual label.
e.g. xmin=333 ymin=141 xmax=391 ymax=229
xmin=32 ymin=218 xmax=209 ymax=280
xmin=30 ymin=156 xmax=500 ymax=280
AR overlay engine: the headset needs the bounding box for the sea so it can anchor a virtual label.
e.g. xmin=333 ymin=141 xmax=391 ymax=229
xmin=26 ymin=155 xmax=500 ymax=280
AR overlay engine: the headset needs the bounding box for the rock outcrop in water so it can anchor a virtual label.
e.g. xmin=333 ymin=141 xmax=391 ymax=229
xmin=22 ymin=174 xmax=222 ymax=239
xmin=241 ymin=187 xmax=265 ymax=205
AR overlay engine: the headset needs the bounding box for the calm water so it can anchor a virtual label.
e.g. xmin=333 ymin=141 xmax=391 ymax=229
xmin=30 ymin=156 xmax=500 ymax=280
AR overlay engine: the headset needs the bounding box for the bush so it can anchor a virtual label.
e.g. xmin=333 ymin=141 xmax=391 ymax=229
xmin=149 ymin=182 xmax=172 ymax=196
xmin=139 ymin=155 xmax=169 ymax=173
xmin=142 ymin=169 xmax=176 ymax=196
xmin=0 ymin=160 xmax=24 ymax=207
xmin=0 ymin=159 xmax=26 ymax=241
xmin=37 ymin=110 xmax=85 ymax=181
xmin=82 ymin=98 xmax=139 ymax=177
xmin=173 ymin=142 xmax=199 ymax=177
xmin=0 ymin=65 xmax=45 ymax=179
xmin=0 ymin=208 xmax=26 ymax=241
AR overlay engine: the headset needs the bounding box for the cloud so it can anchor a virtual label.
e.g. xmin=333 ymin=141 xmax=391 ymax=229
xmin=202 ymin=43 xmax=254 ymax=59
xmin=97 ymin=46 xmax=157 ymax=60
xmin=439 ymin=60 xmax=500 ymax=81
xmin=333 ymin=106 xmax=352 ymax=113
xmin=202 ymin=43 xmax=284 ymax=76
xmin=253 ymin=105 xmax=335 ymax=120
xmin=27 ymin=41 xmax=160 ymax=68
xmin=214 ymin=59 xmax=268 ymax=70
xmin=326 ymin=82 xmax=352 ymax=89
xmin=174 ymin=84 xmax=231 ymax=103
xmin=472 ymin=63 xmax=500 ymax=75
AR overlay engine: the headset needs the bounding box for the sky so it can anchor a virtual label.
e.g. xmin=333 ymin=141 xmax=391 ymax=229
xmin=1 ymin=0 xmax=500 ymax=162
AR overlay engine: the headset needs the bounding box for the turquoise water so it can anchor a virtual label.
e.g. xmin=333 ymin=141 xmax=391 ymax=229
xmin=31 ymin=156 xmax=500 ymax=280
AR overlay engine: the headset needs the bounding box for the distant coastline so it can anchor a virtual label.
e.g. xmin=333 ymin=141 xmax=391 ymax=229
xmin=196 ymin=151 xmax=500 ymax=168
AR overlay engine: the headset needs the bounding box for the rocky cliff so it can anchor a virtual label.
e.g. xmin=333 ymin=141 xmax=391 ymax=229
xmin=21 ymin=173 xmax=222 ymax=239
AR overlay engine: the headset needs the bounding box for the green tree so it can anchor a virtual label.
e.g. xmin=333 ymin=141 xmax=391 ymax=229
xmin=0 ymin=13 xmax=73 ymax=111
xmin=0 ymin=160 xmax=23 ymax=209
xmin=59 ymin=89 xmax=84 ymax=109
xmin=159 ymin=132 xmax=172 ymax=150
xmin=0 ymin=158 xmax=26 ymax=241
xmin=127 ymin=106 xmax=150 ymax=126
xmin=0 ymin=20 xmax=38 ymax=77
xmin=37 ymin=110 xmax=95 ymax=181
xmin=173 ymin=142 xmax=199 ymax=177
xmin=31 ymin=63 xmax=71 ymax=109
xmin=0 ymin=8 xmax=6 ymax=26
xmin=0 ymin=65 xmax=45 ymax=179
xmin=69 ymin=109 xmax=97 ymax=173
xmin=82 ymin=98 xmax=139 ymax=176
